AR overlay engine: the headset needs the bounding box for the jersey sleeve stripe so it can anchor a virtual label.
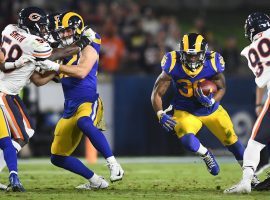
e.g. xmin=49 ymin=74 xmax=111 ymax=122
xmin=33 ymin=51 xmax=52 ymax=58
xmin=93 ymin=38 xmax=101 ymax=44
xmin=210 ymin=52 xmax=218 ymax=72
xmin=33 ymin=49 xmax=52 ymax=54
xmin=169 ymin=51 xmax=177 ymax=72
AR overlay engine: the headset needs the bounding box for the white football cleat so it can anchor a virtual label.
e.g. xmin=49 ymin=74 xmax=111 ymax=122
xmin=0 ymin=182 xmax=7 ymax=190
xmin=107 ymin=163 xmax=124 ymax=182
xmin=76 ymin=176 xmax=109 ymax=190
xmin=224 ymin=180 xmax=251 ymax=194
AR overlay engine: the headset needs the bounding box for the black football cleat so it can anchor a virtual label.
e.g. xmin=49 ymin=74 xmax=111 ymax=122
xmin=253 ymin=176 xmax=270 ymax=191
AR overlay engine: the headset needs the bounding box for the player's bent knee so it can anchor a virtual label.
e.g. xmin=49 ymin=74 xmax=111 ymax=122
xmin=51 ymin=154 xmax=65 ymax=166
xmin=77 ymin=116 xmax=94 ymax=130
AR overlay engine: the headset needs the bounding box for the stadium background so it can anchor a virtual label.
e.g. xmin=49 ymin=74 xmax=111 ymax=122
xmin=0 ymin=0 xmax=269 ymax=158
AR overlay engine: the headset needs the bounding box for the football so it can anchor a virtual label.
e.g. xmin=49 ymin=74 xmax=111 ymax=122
xmin=199 ymin=80 xmax=217 ymax=96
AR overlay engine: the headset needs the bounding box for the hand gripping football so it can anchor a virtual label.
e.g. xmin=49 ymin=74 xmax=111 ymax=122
xmin=198 ymin=80 xmax=217 ymax=96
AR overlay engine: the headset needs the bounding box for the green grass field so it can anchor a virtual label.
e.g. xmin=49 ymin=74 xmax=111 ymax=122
xmin=0 ymin=158 xmax=269 ymax=200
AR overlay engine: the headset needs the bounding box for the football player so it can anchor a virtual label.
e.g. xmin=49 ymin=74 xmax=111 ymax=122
xmin=224 ymin=12 xmax=270 ymax=194
xmin=0 ymin=7 xmax=90 ymax=191
xmin=151 ymin=33 xmax=254 ymax=179
xmin=37 ymin=12 xmax=124 ymax=189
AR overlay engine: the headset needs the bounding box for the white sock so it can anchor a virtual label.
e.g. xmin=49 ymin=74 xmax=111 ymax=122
xmin=197 ymin=143 xmax=208 ymax=156
xmin=243 ymin=139 xmax=265 ymax=170
xmin=89 ymin=173 xmax=99 ymax=183
xmin=106 ymin=156 xmax=117 ymax=164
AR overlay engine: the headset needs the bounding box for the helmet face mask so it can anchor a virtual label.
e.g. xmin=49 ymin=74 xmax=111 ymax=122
xmin=53 ymin=12 xmax=84 ymax=47
xmin=182 ymin=50 xmax=206 ymax=71
xmin=180 ymin=33 xmax=208 ymax=72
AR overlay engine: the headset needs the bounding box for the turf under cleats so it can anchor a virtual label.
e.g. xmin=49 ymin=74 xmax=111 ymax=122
xmin=201 ymin=151 xmax=220 ymax=176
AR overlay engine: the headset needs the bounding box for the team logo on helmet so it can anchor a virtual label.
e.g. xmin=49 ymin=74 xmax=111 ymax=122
xmin=29 ymin=13 xmax=41 ymax=21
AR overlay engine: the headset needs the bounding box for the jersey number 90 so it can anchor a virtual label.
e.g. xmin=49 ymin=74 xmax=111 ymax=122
xmin=248 ymin=38 xmax=270 ymax=77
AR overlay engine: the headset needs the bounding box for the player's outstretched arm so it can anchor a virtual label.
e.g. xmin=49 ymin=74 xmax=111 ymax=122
xmin=151 ymin=71 xmax=172 ymax=113
xmin=30 ymin=71 xmax=57 ymax=86
xmin=49 ymin=45 xmax=80 ymax=61
xmin=0 ymin=49 xmax=35 ymax=71
xmin=210 ymin=72 xmax=226 ymax=102
xmin=151 ymin=71 xmax=176 ymax=132
xmin=49 ymin=36 xmax=91 ymax=61
xmin=38 ymin=45 xmax=97 ymax=79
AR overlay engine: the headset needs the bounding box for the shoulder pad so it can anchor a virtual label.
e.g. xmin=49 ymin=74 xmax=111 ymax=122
xmin=208 ymin=51 xmax=225 ymax=73
xmin=161 ymin=51 xmax=179 ymax=75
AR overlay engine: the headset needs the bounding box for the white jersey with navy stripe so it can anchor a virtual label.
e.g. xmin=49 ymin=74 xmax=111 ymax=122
xmin=0 ymin=24 xmax=52 ymax=95
xmin=241 ymin=29 xmax=270 ymax=91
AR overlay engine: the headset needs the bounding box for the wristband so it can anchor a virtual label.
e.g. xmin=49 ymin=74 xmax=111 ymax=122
xmin=4 ymin=62 xmax=16 ymax=70
xmin=256 ymin=104 xmax=263 ymax=107
xmin=157 ymin=110 xmax=164 ymax=118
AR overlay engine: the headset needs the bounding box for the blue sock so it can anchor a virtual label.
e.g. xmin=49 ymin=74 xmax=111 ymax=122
xmin=180 ymin=133 xmax=200 ymax=152
xmin=77 ymin=117 xmax=113 ymax=158
xmin=226 ymin=140 xmax=244 ymax=164
xmin=0 ymin=137 xmax=17 ymax=173
xmin=51 ymin=154 xmax=94 ymax=179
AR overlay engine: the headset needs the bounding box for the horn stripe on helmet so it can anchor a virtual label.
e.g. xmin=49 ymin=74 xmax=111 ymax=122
xmin=62 ymin=12 xmax=84 ymax=34
xmin=195 ymin=35 xmax=204 ymax=52
xmin=183 ymin=34 xmax=189 ymax=51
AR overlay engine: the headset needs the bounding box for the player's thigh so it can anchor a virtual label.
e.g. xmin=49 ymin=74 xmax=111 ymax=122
xmin=0 ymin=94 xmax=34 ymax=142
xmin=173 ymin=110 xmax=202 ymax=138
xmin=51 ymin=117 xmax=83 ymax=156
xmin=76 ymin=98 xmax=105 ymax=129
xmin=0 ymin=106 xmax=10 ymax=139
xmin=200 ymin=105 xmax=238 ymax=145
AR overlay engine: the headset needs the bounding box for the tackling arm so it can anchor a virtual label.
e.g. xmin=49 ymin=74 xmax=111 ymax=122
xmin=30 ymin=71 xmax=57 ymax=87
xmin=49 ymin=45 xmax=80 ymax=61
xmin=58 ymin=45 xmax=98 ymax=79
xmin=211 ymin=72 xmax=226 ymax=102
xmin=151 ymin=71 xmax=172 ymax=113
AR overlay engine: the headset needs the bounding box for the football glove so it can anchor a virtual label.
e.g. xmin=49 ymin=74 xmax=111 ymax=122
xmin=4 ymin=54 xmax=36 ymax=70
xmin=157 ymin=110 xmax=176 ymax=132
xmin=75 ymin=36 xmax=91 ymax=50
xmin=82 ymin=26 xmax=96 ymax=43
xmin=195 ymin=87 xmax=215 ymax=107
xmin=37 ymin=59 xmax=60 ymax=72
